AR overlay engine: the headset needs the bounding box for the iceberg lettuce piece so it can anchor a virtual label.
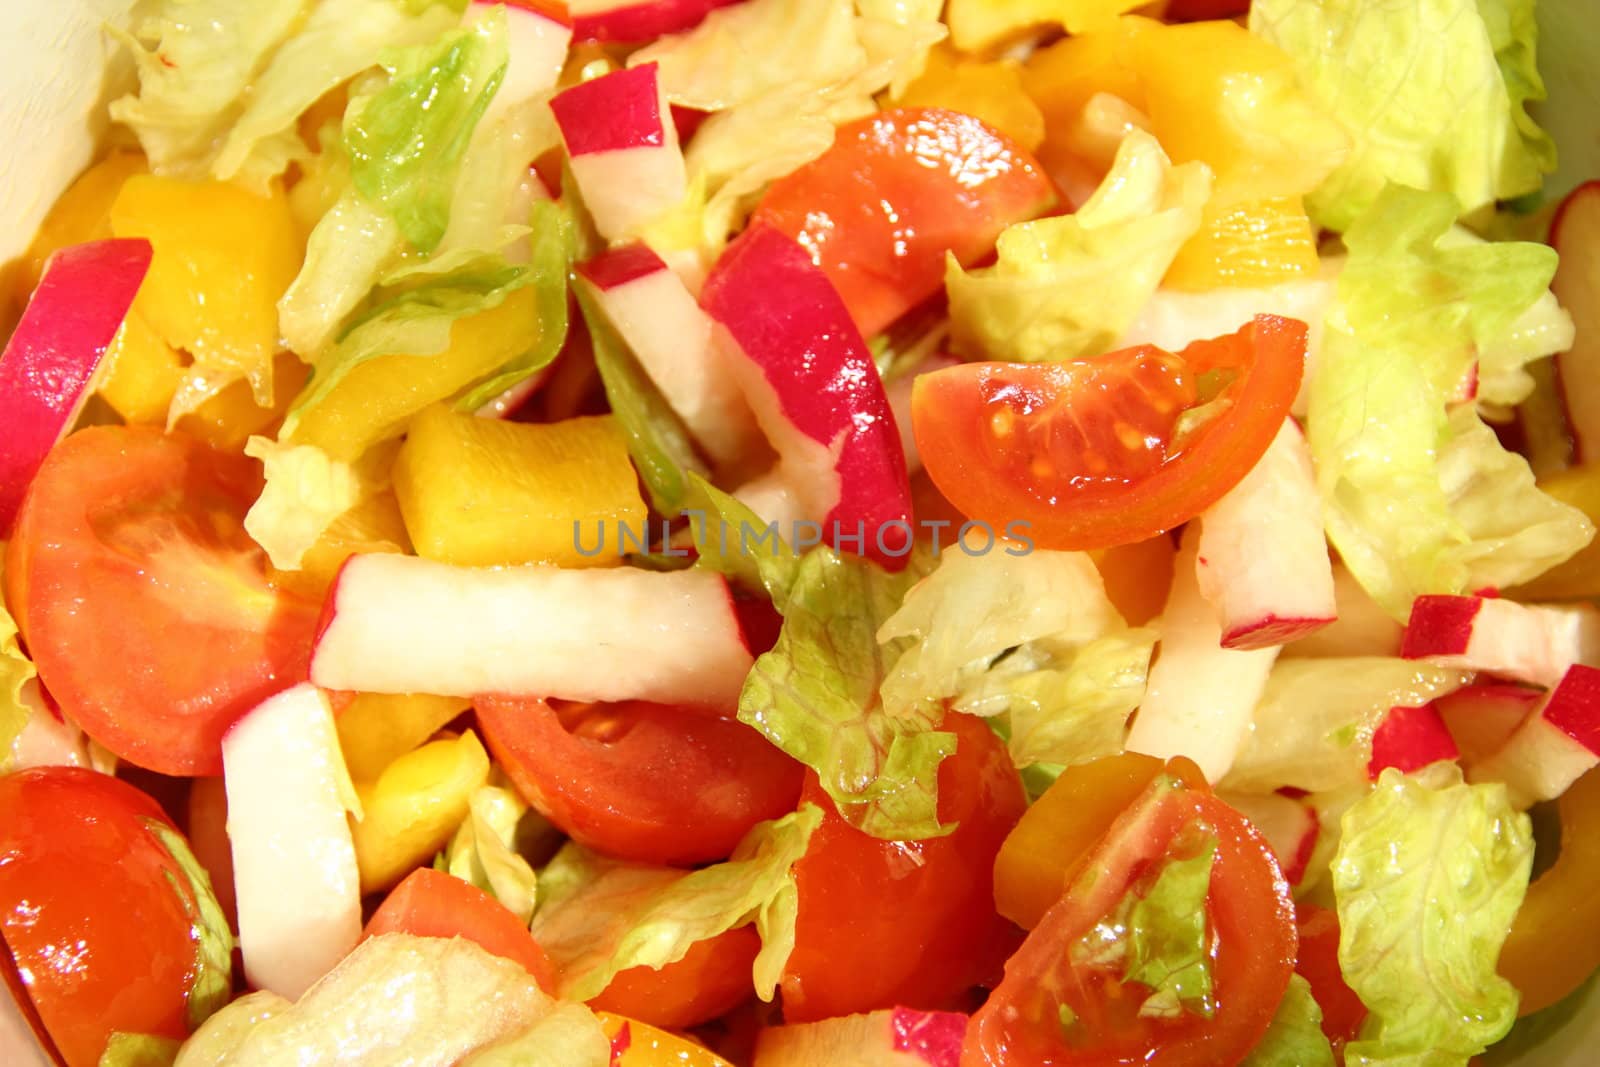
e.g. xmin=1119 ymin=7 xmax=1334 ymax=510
xmin=529 ymin=806 xmax=821 ymax=1002
xmin=1334 ymin=767 xmax=1533 ymax=1065
xmin=1250 ymin=0 xmax=1556 ymax=230
xmin=946 ymin=130 xmax=1211 ymax=363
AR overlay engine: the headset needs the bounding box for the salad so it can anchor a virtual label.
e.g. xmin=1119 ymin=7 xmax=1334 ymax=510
xmin=0 ymin=0 xmax=1597 ymax=1064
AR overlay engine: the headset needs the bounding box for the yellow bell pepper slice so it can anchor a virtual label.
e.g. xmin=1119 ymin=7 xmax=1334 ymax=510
xmin=1163 ymin=197 xmax=1320 ymax=291
xmin=286 ymin=286 xmax=542 ymax=462
xmin=350 ymin=729 xmax=491 ymax=894
xmin=335 ymin=691 xmax=471 ymax=783
xmin=15 ymin=151 xmax=146 ymax=305
xmin=896 ymin=46 xmax=1046 ymax=153
xmin=109 ymin=175 xmax=302 ymax=417
xmin=393 ymin=406 xmax=646 ymax=568
xmin=1507 ymin=464 xmax=1600 ymax=600
xmin=596 ymin=1013 xmax=734 ymax=1067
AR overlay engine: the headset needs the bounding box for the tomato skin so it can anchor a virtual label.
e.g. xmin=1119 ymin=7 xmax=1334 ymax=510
xmin=913 ymin=315 xmax=1307 ymax=551
xmin=476 ymin=697 xmax=805 ymax=866
xmin=780 ymin=712 xmax=1027 ymax=1021
xmin=4 ymin=426 xmax=320 ymax=775
xmin=754 ymin=107 xmax=1056 ymax=338
xmin=589 ymin=925 xmax=760 ymax=1029
xmin=1293 ymin=904 xmax=1366 ymax=1047
xmin=965 ymin=785 xmax=1296 ymax=1066
xmin=0 ymin=768 xmax=211 ymax=1067
xmin=365 ymin=867 xmax=556 ymax=992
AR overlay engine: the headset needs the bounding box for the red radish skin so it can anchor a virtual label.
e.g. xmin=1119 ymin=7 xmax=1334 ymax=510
xmin=1401 ymin=595 xmax=1481 ymax=656
xmin=1367 ymin=702 xmax=1460 ymax=778
xmin=892 ymin=1008 xmax=967 ymax=1067
xmin=1402 ymin=595 xmax=1600 ymax=687
xmin=1552 ymin=182 xmax=1600 ymax=461
xmin=0 ymin=238 xmax=151 ymax=535
xmin=1473 ymin=665 xmax=1600 ymax=806
xmin=578 ymin=242 xmax=672 ymax=290
xmin=551 ymin=64 xmax=668 ymax=154
xmin=570 ymin=0 xmax=738 ymax=43
xmin=701 ymin=223 xmax=913 ymax=564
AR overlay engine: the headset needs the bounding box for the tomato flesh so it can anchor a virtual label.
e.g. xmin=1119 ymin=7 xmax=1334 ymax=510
xmin=0 ymin=768 xmax=210 ymax=1067
xmin=780 ymin=712 xmax=1027 ymax=1021
xmin=755 ymin=107 xmax=1056 ymax=338
xmin=4 ymin=426 xmax=320 ymax=775
xmin=365 ymin=867 xmax=557 ymax=992
xmin=913 ymin=315 xmax=1307 ymax=551
xmin=590 ymin=925 xmax=760 ymax=1030
xmin=965 ymin=783 xmax=1297 ymax=1066
xmin=1293 ymin=904 xmax=1366 ymax=1047
xmin=475 ymin=697 xmax=804 ymax=866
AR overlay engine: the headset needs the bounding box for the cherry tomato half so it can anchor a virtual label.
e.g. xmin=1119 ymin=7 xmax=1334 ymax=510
xmin=780 ymin=712 xmax=1027 ymax=1021
xmin=4 ymin=426 xmax=320 ymax=774
xmin=590 ymin=924 xmax=760 ymax=1030
xmin=1293 ymin=903 xmax=1366 ymax=1047
xmin=913 ymin=315 xmax=1307 ymax=551
xmin=0 ymin=768 xmax=219 ymax=1067
xmin=755 ymin=107 xmax=1057 ymax=338
xmin=964 ymin=781 xmax=1297 ymax=1066
xmin=365 ymin=867 xmax=556 ymax=992
xmin=475 ymin=697 xmax=804 ymax=866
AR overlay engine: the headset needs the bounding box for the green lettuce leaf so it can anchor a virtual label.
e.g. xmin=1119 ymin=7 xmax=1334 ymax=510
xmin=946 ymin=130 xmax=1211 ymax=363
xmin=1243 ymin=974 xmax=1335 ymax=1067
xmin=1068 ymin=831 xmax=1218 ymax=1024
xmin=241 ymin=438 xmax=364 ymax=571
xmin=874 ymin=548 xmax=1153 ymax=771
xmin=631 ymin=0 xmax=946 ymax=257
xmin=345 ymin=13 xmax=507 ymax=254
xmin=456 ymin=199 xmax=575 ymax=411
xmin=1222 ymin=658 xmax=1471 ymax=795
xmin=110 ymin=0 xmax=459 ymax=192
xmin=281 ymin=256 xmax=532 ymax=444
xmin=576 ymin=285 xmax=706 ymax=514
xmin=98 ymin=1033 xmax=181 ymax=1067
xmin=0 ymin=553 xmax=35 ymax=768
xmin=175 ymin=935 xmax=554 ymax=1065
xmin=143 ymin=821 xmax=234 ymax=1030
xmin=1334 ymin=767 xmax=1533 ymax=1066
xmin=1307 ymin=185 xmax=1588 ymax=616
xmin=967 ymin=630 xmax=1156 ymax=770
xmin=684 ymin=475 xmax=801 ymax=608
xmin=439 ymin=784 xmax=540 ymax=926
xmin=1475 ymin=288 xmax=1574 ymax=408
xmin=740 ymin=542 xmax=955 ymax=841
xmin=279 ymin=188 xmax=406 ymax=359
xmin=108 ymin=0 xmax=307 ymax=184
xmin=529 ymin=805 xmax=822 ymax=1002
xmin=460 ymin=1003 xmax=610 ymax=1067
xmin=1249 ymin=0 xmax=1556 ymax=231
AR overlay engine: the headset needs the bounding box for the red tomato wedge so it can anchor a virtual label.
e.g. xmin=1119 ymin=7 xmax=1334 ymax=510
xmin=0 ymin=768 xmax=218 ymax=1067
xmin=1293 ymin=904 xmax=1366 ymax=1048
xmin=963 ymin=782 xmax=1297 ymax=1066
xmin=754 ymin=107 xmax=1057 ymax=338
xmin=3 ymin=427 xmax=320 ymax=775
xmin=781 ymin=712 xmax=1027 ymax=1022
xmin=590 ymin=924 xmax=760 ymax=1029
xmin=365 ymin=867 xmax=557 ymax=992
xmin=475 ymin=697 xmax=804 ymax=866
xmin=913 ymin=314 xmax=1307 ymax=551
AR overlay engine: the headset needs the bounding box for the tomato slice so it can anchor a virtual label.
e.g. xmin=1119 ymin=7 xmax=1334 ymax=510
xmin=589 ymin=925 xmax=760 ymax=1030
xmin=0 ymin=768 xmax=216 ymax=1067
xmin=993 ymin=753 xmax=1207 ymax=930
xmin=1293 ymin=904 xmax=1366 ymax=1047
xmin=754 ymin=107 xmax=1057 ymax=338
xmin=3 ymin=426 xmax=320 ymax=775
xmin=365 ymin=867 xmax=556 ymax=992
xmin=475 ymin=697 xmax=804 ymax=866
xmin=780 ymin=712 xmax=1028 ymax=1021
xmin=913 ymin=315 xmax=1307 ymax=551
xmin=964 ymin=781 xmax=1296 ymax=1066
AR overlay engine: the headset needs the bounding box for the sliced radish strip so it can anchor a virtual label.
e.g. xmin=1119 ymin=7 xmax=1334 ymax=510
xmin=1402 ymin=595 xmax=1600 ymax=687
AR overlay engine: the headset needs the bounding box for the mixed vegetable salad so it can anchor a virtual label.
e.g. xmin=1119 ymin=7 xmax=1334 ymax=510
xmin=0 ymin=0 xmax=1597 ymax=1063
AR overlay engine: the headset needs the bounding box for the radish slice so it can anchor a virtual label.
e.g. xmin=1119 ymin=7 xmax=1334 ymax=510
xmin=754 ymin=1007 xmax=969 ymax=1067
xmin=1402 ymin=594 xmax=1600 ymax=687
xmin=223 ymin=683 xmax=361 ymax=1001
xmin=309 ymin=554 xmax=753 ymax=709
xmin=0 ymin=238 xmax=151 ymax=535
xmin=1472 ymin=664 xmax=1600 ymax=807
